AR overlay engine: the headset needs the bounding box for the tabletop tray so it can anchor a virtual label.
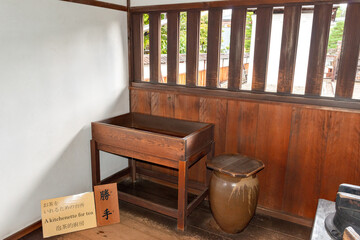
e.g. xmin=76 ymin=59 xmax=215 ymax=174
xmin=91 ymin=113 xmax=214 ymax=162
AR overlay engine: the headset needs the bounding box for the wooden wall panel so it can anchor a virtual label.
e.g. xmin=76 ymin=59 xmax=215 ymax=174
xmin=130 ymin=88 xmax=360 ymax=221
xmin=283 ymin=108 xmax=329 ymax=218
xmin=131 ymin=89 xmax=151 ymax=114
xmin=255 ymin=104 xmax=292 ymax=210
xmin=151 ymin=92 xmax=176 ymax=176
xmin=174 ymin=95 xmax=202 ymax=182
xmin=130 ymin=89 xmax=152 ymax=170
xmin=225 ymin=100 xmax=259 ymax=157
xmin=199 ymin=98 xmax=228 ymax=155
xmin=320 ymin=111 xmax=360 ymax=199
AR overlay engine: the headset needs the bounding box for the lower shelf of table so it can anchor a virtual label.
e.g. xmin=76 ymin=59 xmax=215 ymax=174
xmin=115 ymin=177 xmax=208 ymax=219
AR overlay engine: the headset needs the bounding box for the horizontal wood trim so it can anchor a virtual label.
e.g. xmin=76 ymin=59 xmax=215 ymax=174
xmin=187 ymin=188 xmax=209 ymax=216
xmin=118 ymin=190 xmax=178 ymax=218
xmin=4 ymin=220 xmax=42 ymax=240
xmin=131 ymin=82 xmax=360 ymax=112
xmin=61 ymin=0 xmax=127 ymax=11
xmin=100 ymin=167 xmax=131 ymax=185
xmin=97 ymin=143 xmax=180 ymax=168
xmin=129 ymin=0 xmax=358 ymax=13
xmin=137 ymin=167 xmax=207 ymax=191
xmin=256 ymin=206 xmax=313 ymax=227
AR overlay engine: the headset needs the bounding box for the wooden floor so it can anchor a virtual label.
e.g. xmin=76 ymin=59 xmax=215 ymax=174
xmin=22 ymin=178 xmax=312 ymax=240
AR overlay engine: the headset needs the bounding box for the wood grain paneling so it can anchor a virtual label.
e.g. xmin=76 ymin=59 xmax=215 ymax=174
xmin=167 ymin=12 xmax=180 ymax=85
xmin=130 ymin=87 xmax=360 ymax=221
xmin=255 ymin=104 xmax=292 ymax=210
xmin=149 ymin=12 xmax=161 ymax=83
xmin=225 ymin=100 xmax=259 ymax=157
xmin=252 ymin=7 xmax=273 ymax=92
xmin=228 ymin=8 xmax=247 ymax=91
xmin=283 ymin=108 xmax=329 ymax=219
xmin=199 ymin=98 xmax=227 ymax=155
xmin=206 ymin=9 xmax=222 ymax=88
xmin=186 ymin=10 xmax=201 ymax=87
xmin=131 ymin=89 xmax=151 ymax=114
xmin=131 ymin=89 xmax=152 ymax=170
xmin=277 ymin=6 xmax=301 ymax=94
xmin=151 ymin=92 xmax=177 ymax=176
xmin=320 ymin=111 xmax=360 ymax=200
xmin=335 ymin=3 xmax=360 ymax=98
xmin=305 ymin=4 xmax=333 ymax=96
xmin=132 ymin=13 xmax=144 ymax=82
xmin=174 ymin=95 xmax=201 ymax=182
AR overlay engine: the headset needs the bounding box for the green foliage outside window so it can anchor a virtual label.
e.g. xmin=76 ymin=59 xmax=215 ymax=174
xmin=143 ymin=11 xmax=253 ymax=54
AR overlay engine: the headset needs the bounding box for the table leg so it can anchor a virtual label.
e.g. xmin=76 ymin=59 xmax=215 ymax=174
xmin=130 ymin=158 xmax=137 ymax=183
xmin=177 ymin=161 xmax=188 ymax=231
xmin=206 ymin=142 xmax=215 ymax=186
xmin=91 ymin=140 xmax=100 ymax=189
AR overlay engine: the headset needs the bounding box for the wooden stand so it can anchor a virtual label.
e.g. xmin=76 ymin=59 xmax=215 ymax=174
xmin=90 ymin=113 xmax=214 ymax=230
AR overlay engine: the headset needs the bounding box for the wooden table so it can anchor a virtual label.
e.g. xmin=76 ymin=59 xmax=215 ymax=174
xmin=90 ymin=113 xmax=214 ymax=230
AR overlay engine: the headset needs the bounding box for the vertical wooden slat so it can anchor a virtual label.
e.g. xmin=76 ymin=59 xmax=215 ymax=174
xmin=149 ymin=12 xmax=161 ymax=83
xmin=305 ymin=4 xmax=333 ymax=96
xmin=277 ymin=6 xmax=301 ymax=94
xmin=167 ymin=12 xmax=180 ymax=85
xmin=132 ymin=13 xmax=144 ymax=82
xmin=228 ymin=8 xmax=247 ymax=91
xmin=335 ymin=3 xmax=360 ymax=98
xmin=206 ymin=9 xmax=222 ymax=88
xmin=186 ymin=10 xmax=201 ymax=87
xmin=252 ymin=7 xmax=273 ymax=91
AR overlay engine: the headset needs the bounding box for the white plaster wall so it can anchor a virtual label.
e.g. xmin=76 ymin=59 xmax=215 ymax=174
xmin=0 ymin=0 xmax=129 ymax=238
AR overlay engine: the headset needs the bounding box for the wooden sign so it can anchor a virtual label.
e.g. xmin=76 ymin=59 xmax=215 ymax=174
xmin=94 ymin=183 xmax=120 ymax=226
xmin=41 ymin=192 xmax=97 ymax=238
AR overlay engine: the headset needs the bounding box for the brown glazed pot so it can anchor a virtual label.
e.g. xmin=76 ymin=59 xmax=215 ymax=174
xmin=209 ymin=171 xmax=259 ymax=234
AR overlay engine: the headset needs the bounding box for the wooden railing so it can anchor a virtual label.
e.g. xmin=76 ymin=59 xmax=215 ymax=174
xmin=130 ymin=1 xmax=360 ymax=109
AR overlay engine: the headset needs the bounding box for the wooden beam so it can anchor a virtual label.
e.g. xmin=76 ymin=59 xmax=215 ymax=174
xmin=228 ymin=8 xmax=247 ymax=91
xmin=167 ymin=12 xmax=180 ymax=85
xmin=252 ymin=7 xmax=273 ymax=92
xmin=186 ymin=10 xmax=201 ymax=87
xmin=335 ymin=3 xmax=360 ymax=98
xmin=130 ymin=0 xmax=360 ymax=13
xmin=277 ymin=5 xmax=301 ymax=93
xmin=305 ymin=4 xmax=333 ymax=96
xmin=131 ymin=82 xmax=360 ymax=111
xmin=206 ymin=9 xmax=222 ymax=88
xmin=132 ymin=14 xmax=144 ymax=82
xmin=61 ymin=0 xmax=127 ymax=11
xmin=149 ymin=12 xmax=161 ymax=83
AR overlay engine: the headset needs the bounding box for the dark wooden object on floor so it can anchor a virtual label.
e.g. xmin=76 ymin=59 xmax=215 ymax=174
xmin=91 ymin=112 xmax=214 ymax=230
xmin=207 ymin=154 xmax=265 ymax=233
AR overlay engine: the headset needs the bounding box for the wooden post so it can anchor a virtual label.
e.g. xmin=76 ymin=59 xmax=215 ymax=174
xmin=177 ymin=160 xmax=188 ymax=231
xmin=91 ymin=140 xmax=100 ymax=188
